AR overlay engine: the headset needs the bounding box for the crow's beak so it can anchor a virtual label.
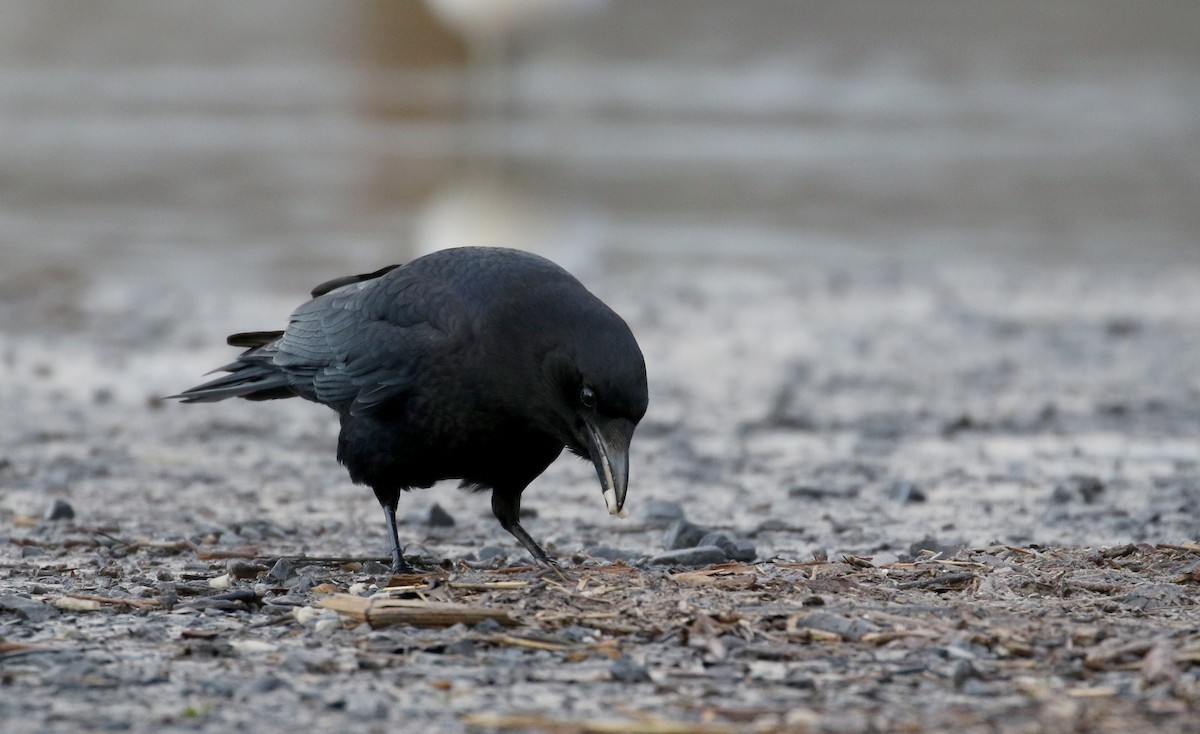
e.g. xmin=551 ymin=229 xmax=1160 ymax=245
xmin=582 ymin=416 xmax=635 ymax=519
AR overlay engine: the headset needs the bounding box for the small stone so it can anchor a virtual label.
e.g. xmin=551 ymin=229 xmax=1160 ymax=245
xmin=361 ymin=561 xmax=391 ymax=575
xmin=476 ymin=546 xmax=508 ymax=562
xmin=610 ymin=654 xmax=651 ymax=683
xmin=583 ymin=546 xmax=642 ymax=562
xmin=227 ymin=560 xmax=267 ymax=580
xmin=1073 ymin=476 xmax=1105 ymax=504
xmin=790 ymin=611 xmax=878 ymax=641
xmin=647 ymin=546 xmax=727 ymax=567
xmin=286 ymin=574 xmax=316 ymax=592
xmin=908 ymin=536 xmax=966 ymax=558
xmin=664 ymin=520 xmax=709 ymax=550
xmin=474 ymin=617 xmax=504 ymax=634
xmin=0 ymin=594 xmax=57 ymax=622
xmin=268 ymin=558 xmax=294 ymax=582
xmin=729 ymin=539 xmax=758 ymax=563
xmin=237 ymin=675 xmax=288 ymax=700
xmin=887 ymin=481 xmax=926 ymax=504
xmin=345 ymin=692 xmax=389 ymax=718
xmin=444 ymin=638 xmax=477 ymax=657
xmin=698 ymin=532 xmax=756 ymax=562
xmin=755 ymin=518 xmax=791 ymax=533
xmin=207 ymin=574 xmax=231 ymax=590
xmin=698 ymin=531 xmax=736 ymax=557
xmin=952 ymin=660 xmax=978 ymax=689
xmin=44 ymin=498 xmax=75 ymax=521
xmin=870 ymin=552 xmax=901 ymax=566
xmin=1049 ymin=485 xmax=1074 ymax=505
xmin=427 ymin=503 xmax=455 ymax=527
xmin=909 ymin=536 xmax=941 ymax=556
xmin=282 ymin=649 xmax=338 ymax=674
xmin=789 ymin=485 xmax=859 ymax=500
xmin=784 ymin=671 xmax=816 ymax=689
xmin=642 ymin=500 xmax=686 ymax=527
xmin=313 ymin=617 xmax=341 ymax=635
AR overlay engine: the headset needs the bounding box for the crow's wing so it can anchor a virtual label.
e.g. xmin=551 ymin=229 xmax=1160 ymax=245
xmin=274 ymin=269 xmax=466 ymax=415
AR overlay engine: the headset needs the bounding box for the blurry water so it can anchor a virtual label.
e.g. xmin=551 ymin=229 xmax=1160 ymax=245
xmin=1 ymin=0 xmax=1198 ymax=316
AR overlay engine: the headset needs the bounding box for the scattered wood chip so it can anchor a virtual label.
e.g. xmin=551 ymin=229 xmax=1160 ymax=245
xmin=447 ymin=581 xmax=530 ymax=591
xmin=896 ymin=572 xmax=977 ymax=591
xmin=318 ymin=593 xmax=517 ymax=629
xmin=64 ymin=593 xmax=159 ymax=610
xmin=461 ymin=712 xmax=741 ymax=734
xmin=1141 ymin=640 xmax=1180 ymax=686
xmin=186 ymin=540 xmax=260 ymax=560
xmin=672 ymin=565 xmax=758 ymax=589
xmin=1084 ymin=639 xmax=1156 ymax=670
xmin=53 ymin=597 xmax=101 ymax=612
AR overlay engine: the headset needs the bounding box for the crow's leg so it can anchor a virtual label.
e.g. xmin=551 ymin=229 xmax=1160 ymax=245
xmin=375 ymin=488 xmax=416 ymax=574
xmin=491 ymin=489 xmax=555 ymax=567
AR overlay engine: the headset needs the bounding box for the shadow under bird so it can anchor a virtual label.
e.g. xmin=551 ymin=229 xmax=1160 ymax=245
xmin=171 ymin=246 xmax=648 ymax=573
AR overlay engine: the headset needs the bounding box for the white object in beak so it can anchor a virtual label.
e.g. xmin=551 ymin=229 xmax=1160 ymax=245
xmin=603 ymin=488 xmax=629 ymax=519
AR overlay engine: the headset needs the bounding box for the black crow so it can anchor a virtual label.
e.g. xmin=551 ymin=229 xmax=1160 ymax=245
xmin=172 ymin=247 xmax=648 ymax=573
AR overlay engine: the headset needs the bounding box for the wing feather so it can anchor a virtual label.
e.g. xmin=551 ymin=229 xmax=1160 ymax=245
xmin=272 ymin=269 xmax=464 ymax=414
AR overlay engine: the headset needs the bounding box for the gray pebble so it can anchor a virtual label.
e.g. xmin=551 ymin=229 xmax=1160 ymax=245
xmin=789 ymin=485 xmax=858 ymax=500
xmin=362 ymin=560 xmax=391 ymax=575
xmin=427 ymin=502 xmax=455 ymax=527
xmin=268 ymin=558 xmax=294 ymax=582
xmin=730 ymin=538 xmax=758 ymax=563
xmin=887 ymin=481 xmax=926 ymax=504
xmin=0 ymin=594 xmax=57 ymax=622
xmin=201 ymin=677 xmax=240 ymax=699
xmin=583 ymin=545 xmax=643 ymax=562
xmin=755 ymin=518 xmax=791 ymax=533
xmin=1048 ymin=485 xmax=1074 ymax=505
xmin=283 ymin=649 xmax=338 ymax=674
xmin=664 ymin=520 xmax=709 ymax=549
xmin=908 ymin=536 xmax=965 ymax=557
xmin=647 ymin=546 xmax=727 ymax=567
xmin=227 ymin=560 xmax=268 ymax=580
xmin=610 ymin=654 xmax=651 ymax=683
xmin=789 ymin=611 xmax=878 ymax=641
xmin=784 ymin=670 xmax=816 ymax=689
xmin=952 ymin=660 xmax=979 ymax=689
xmin=237 ymin=675 xmax=289 ymax=700
xmin=285 ymin=573 xmax=316 ymax=592
xmin=476 ymin=546 xmax=509 ymax=562
xmin=474 ymin=617 xmax=504 ymax=634
xmin=696 ymin=532 xmax=757 ymax=563
xmin=641 ymin=499 xmax=686 ymax=527
xmin=44 ymin=498 xmax=75 ymax=521
xmin=345 ymin=691 xmax=389 ymax=718
xmin=443 ymin=638 xmax=477 ymax=657
xmin=1067 ymin=475 xmax=1105 ymax=504
xmin=908 ymin=535 xmax=941 ymax=556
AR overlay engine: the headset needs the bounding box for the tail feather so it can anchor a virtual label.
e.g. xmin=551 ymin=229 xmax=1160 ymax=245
xmin=227 ymin=330 xmax=284 ymax=348
xmin=170 ymin=331 xmax=293 ymax=403
xmin=170 ymin=363 xmax=293 ymax=403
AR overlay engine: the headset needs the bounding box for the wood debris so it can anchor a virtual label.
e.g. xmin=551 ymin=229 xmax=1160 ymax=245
xmin=318 ymin=593 xmax=517 ymax=629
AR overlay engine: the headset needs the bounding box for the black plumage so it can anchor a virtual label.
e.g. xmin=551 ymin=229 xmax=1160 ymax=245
xmin=172 ymin=247 xmax=648 ymax=572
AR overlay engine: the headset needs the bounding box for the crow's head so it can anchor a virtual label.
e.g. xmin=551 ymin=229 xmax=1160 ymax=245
xmin=532 ymin=295 xmax=648 ymax=519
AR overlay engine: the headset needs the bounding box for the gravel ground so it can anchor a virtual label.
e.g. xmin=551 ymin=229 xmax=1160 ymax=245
xmin=3 ymin=253 xmax=1200 ymax=732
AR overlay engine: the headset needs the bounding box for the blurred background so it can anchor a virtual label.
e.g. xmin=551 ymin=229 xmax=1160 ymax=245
xmin=2 ymin=0 xmax=1198 ymax=314
xmin=2 ymin=0 xmax=1200 ymax=564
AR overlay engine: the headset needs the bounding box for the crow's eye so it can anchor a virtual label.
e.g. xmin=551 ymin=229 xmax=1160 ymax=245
xmin=580 ymin=386 xmax=597 ymax=408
